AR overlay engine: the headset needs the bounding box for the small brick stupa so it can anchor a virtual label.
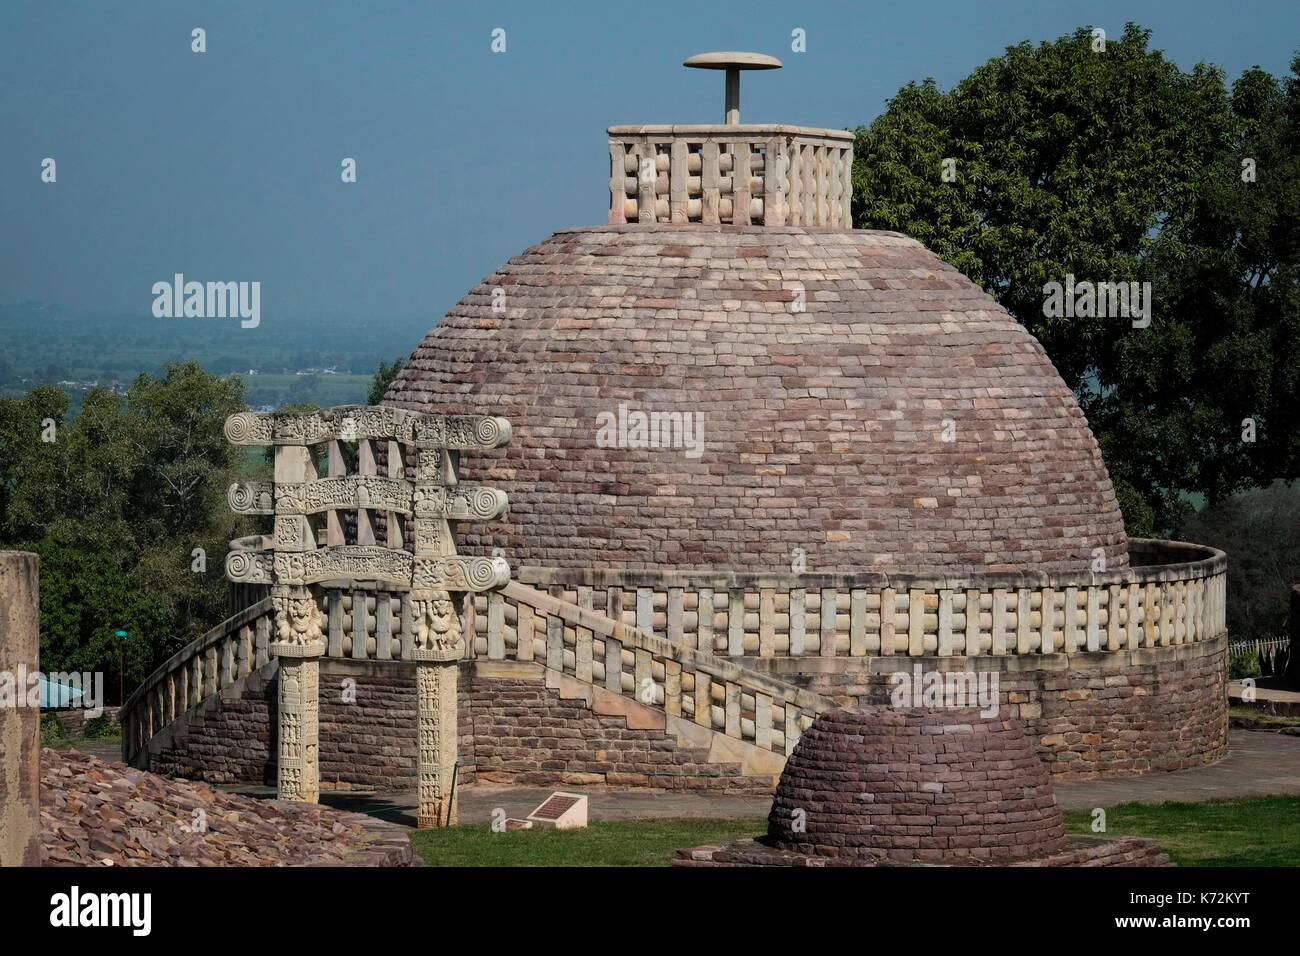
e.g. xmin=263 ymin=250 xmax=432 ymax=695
xmin=769 ymin=707 xmax=1067 ymax=863
xmin=676 ymin=706 xmax=1171 ymax=867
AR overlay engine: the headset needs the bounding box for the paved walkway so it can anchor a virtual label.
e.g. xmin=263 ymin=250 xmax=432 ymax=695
xmin=282 ymin=729 xmax=1300 ymax=827
xmin=1052 ymin=728 xmax=1300 ymax=809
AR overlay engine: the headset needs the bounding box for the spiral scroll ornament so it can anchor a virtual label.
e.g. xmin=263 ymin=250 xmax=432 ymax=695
xmin=227 ymin=481 xmax=260 ymax=513
xmin=443 ymin=555 xmax=511 ymax=591
xmin=226 ymin=549 xmax=269 ymax=583
xmin=474 ymin=416 xmax=512 ymax=447
xmin=223 ymin=411 xmax=266 ymax=444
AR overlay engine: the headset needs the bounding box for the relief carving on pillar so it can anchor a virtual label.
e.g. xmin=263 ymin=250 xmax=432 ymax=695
xmin=416 ymin=663 xmax=457 ymax=827
xmin=411 ymin=590 xmax=463 ymax=661
xmin=273 ymin=586 xmax=323 ymax=648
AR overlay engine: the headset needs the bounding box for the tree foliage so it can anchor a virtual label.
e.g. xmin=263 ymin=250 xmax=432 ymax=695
xmin=854 ymin=24 xmax=1300 ymax=535
xmin=368 ymin=358 xmax=405 ymax=405
xmin=0 ymin=363 xmax=248 ymax=698
xmin=1181 ymin=481 xmax=1300 ymax=640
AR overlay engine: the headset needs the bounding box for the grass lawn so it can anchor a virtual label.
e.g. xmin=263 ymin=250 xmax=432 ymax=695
xmin=1229 ymin=705 xmax=1300 ymax=729
xmin=409 ymin=817 xmax=765 ymax=867
xmin=409 ymin=794 xmax=1300 ymax=866
xmin=1064 ymin=794 xmax=1300 ymax=866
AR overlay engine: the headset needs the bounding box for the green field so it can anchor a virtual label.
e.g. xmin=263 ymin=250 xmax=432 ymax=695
xmin=408 ymin=794 xmax=1300 ymax=867
xmin=237 ymin=372 xmax=372 ymax=409
xmin=1064 ymin=795 xmax=1300 ymax=867
xmin=409 ymin=818 xmax=765 ymax=867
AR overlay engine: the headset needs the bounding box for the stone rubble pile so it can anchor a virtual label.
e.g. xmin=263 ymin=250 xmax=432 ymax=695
xmin=41 ymin=749 xmax=415 ymax=866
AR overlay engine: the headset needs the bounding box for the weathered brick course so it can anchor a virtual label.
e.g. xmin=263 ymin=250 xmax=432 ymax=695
xmin=768 ymin=706 xmax=1068 ymax=863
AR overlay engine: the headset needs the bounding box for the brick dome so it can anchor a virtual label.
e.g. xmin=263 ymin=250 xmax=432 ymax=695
xmin=386 ymin=224 xmax=1128 ymax=573
xmin=767 ymin=707 xmax=1068 ymax=863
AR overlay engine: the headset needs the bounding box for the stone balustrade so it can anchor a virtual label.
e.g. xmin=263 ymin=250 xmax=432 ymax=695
xmin=492 ymin=580 xmax=828 ymax=757
xmin=608 ymin=124 xmax=854 ymax=227
xmin=121 ymin=582 xmax=477 ymax=768
xmin=124 ymin=538 xmax=1228 ymax=775
xmin=478 ymin=539 xmax=1226 ymax=661
xmin=122 ymin=597 xmax=275 ymax=767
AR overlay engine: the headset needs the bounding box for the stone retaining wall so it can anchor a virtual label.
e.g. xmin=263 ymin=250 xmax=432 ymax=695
xmin=154 ymin=635 xmax=1227 ymax=788
xmin=751 ymin=636 xmax=1228 ymax=777
xmin=153 ymin=660 xmax=774 ymax=791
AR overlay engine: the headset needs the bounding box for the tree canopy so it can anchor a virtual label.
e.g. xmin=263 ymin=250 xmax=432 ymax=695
xmin=853 ymin=24 xmax=1300 ymax=535
xmin=0 ymin=363 xmax=248 ymax=694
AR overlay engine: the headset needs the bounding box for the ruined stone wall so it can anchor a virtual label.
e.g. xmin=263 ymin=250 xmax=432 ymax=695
xmin=0 ymin=552 xmax=41 ymax=867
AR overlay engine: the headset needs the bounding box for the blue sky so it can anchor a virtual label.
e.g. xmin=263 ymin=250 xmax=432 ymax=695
xmin=2 ymin=0 xmax=1297 ymax=331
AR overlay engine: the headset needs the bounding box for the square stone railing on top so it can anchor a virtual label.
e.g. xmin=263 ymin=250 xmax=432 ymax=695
xmin=608 ymin=124 xmax=854 ymax=228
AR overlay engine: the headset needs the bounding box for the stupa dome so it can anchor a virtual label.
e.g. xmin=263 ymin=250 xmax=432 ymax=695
xmin=385 ymin=50 xmax=1127 ymax=574
xmin=767 ymin=706 xmax=1068 ymax=863
xmin=385 ymin=225 xmax=1127 ymax=573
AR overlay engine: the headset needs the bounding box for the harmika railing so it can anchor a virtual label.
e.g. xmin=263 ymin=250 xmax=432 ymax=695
xmin=608 ymin=124 xmax=854 ymax=227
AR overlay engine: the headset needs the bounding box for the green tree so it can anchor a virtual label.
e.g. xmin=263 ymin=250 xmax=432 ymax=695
xmin=0 ymin=363 xmax=249 ymax=685
xmin=1181 ymin=481 xmax=1300 ymax=640
xmin=32 ymin=535 xmax=167 ymax=694
xmin=368 ymin=358 xmax=404 ymax=405
xmin=0 ymin=385 xmax=69 ymax=541
xmin=853 ymin=24 xmax=1299 ymax=535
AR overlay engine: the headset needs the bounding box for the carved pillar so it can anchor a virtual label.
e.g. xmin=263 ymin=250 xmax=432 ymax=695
xmin=410 ymin=565 xmax=466 ymax=825
xmin=272 ymin=585 xmax=325 ymax=801
xmin=415 ymin=659 xmax=458 ymax=827
xmin=410 ymin=446 xmax=469 ymax=828
xmin=270 ymin=440 xmax=324 ymax=802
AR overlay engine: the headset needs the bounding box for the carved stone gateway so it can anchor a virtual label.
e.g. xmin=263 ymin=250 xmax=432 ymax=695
xmin=224 ymin=405 xmax=511 ymax=826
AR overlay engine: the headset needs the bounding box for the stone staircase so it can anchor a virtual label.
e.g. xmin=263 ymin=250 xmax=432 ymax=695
xmin=122 ymin=581 xmax=833 ymax=791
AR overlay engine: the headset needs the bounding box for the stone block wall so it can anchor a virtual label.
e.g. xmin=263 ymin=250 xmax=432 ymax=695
xmin=749 ymin=635 xmax=1229 ymax=778
xmin=155 ymin=660 xmax=772 ymax=791
xmin=152 ymin=637 xmax=1227 ymax=789
xmin=465 ymin=662 xmax=769 ymax=790
xmin=154 ymin=675 xmax=276 ymax=785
